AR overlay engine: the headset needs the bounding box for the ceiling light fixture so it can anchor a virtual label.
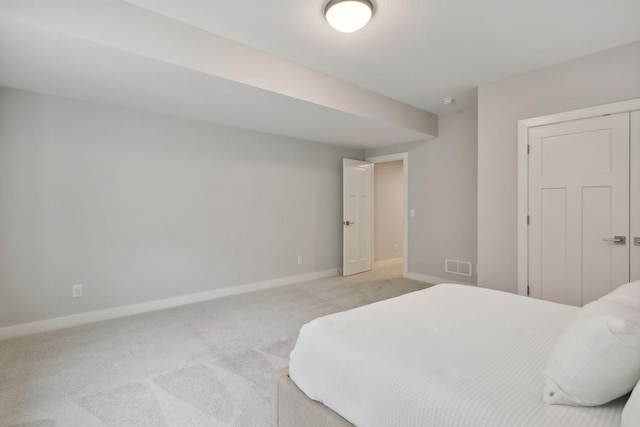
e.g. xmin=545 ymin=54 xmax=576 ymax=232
xmin=324 ymin=0 xmax=374 ymax=33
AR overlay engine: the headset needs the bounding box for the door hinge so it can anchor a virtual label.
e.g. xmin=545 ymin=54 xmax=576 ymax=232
xmin=527 ymin=215 xmax=530 ymax=225
xmin=527 ymin=144 xmax=530 ymax=155
xmin=527 ymin=285 xmax=530 ymax=296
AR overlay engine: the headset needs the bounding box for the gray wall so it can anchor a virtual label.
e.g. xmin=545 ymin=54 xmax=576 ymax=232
xmin=0 ymin=87 xmax=362 ymax=327
xmin=477 ymin=41 xmax=640 ymax=293
xmin=367 ymin=107 xmax=478 ymax=284
xmin=374 ymin=160 xmax=403 ymax=262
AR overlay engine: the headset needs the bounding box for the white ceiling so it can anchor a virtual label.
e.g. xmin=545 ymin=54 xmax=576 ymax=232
xmin=1 ymin=0 xmax=639 ymax=148
xmin=0 ymin=17 xmax=429 ymax=149
xmin=123 ymin=0 xmax=640 ymax=113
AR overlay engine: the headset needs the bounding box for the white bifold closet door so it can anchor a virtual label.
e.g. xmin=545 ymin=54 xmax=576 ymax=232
xmin=528 ymin=112 xmax=630 ymax=306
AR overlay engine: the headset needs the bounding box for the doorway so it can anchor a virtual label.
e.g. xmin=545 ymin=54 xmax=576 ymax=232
xmin=366 ymin=153 xmax=409 ymax=278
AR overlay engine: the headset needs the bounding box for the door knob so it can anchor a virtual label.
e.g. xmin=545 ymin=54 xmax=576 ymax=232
xmin=635 ymin=237 xmax=640 ymax=246
xmin=602 ymin=236 xmax=626 ymax=244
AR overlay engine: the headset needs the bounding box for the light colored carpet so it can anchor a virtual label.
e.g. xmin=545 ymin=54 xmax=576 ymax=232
xmin=0 ymin=264 xmax=430 ymax=427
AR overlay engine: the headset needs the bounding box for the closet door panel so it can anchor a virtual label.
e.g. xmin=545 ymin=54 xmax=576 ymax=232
xmin=528 ymin=113 xmax=630 ymax=306
xmin=632 ymin=110 xmax=640 ymax=282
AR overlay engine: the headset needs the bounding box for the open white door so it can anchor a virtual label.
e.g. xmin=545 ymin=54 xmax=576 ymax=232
xmin=343 ymin=159 xmax=373 ymax=276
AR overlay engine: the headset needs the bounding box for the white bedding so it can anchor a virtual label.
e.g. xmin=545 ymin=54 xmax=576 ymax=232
xmin=289 ymin=284 xmax=626 ymax=427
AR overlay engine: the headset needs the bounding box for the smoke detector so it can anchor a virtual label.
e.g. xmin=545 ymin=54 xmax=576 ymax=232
xmin=443 ymin=97 xmax=454 ymax=106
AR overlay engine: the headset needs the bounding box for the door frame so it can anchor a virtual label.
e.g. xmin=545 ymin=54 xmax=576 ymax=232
xmin=365 ymin=152 xmax=409 ymax=278
xmin=517 ymin=98 xmax=640 ymax=297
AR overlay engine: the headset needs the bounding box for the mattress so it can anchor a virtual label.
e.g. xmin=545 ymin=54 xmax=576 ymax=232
xmin=289 ymin=284 xmax=625 ymax=427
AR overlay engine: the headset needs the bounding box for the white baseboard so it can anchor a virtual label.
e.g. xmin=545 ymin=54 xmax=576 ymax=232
xmin=0 ymin=268 xmax=338 ymax=341
xmin=374 ymin=257 xmax=403 ymax=268
xmin=405 ymin=272 xmax=475 ymax=286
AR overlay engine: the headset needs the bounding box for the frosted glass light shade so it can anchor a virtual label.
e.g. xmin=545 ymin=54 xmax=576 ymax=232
xmin=325 ymin=0 xmax=373 ymax=33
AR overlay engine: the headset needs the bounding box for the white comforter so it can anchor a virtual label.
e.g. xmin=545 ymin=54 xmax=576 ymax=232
xmin=289 ymin=284 xmax=625 ymax=427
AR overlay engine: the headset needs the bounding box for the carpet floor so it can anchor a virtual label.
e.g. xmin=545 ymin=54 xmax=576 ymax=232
xmin=0 ymin=264 xmax=430 ymax=427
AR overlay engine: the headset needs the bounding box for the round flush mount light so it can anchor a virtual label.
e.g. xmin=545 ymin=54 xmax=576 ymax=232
xmin=324 ymin=0 xmax=374 ymax=33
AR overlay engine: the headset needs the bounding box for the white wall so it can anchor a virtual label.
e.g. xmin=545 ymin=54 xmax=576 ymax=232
xmin=0 ymin=87 xmax=362 ymax=328
xmin=478 ymin=41 xmax=640 ymax=293
xmin=374 ymin=160 xmax=403 ymax=263
xmin=366 ymin=107 xmax=478 ymax=284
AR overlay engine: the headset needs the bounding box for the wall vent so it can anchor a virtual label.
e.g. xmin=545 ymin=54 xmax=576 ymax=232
xmin=445 ymin=259 xmax=473 ymax=277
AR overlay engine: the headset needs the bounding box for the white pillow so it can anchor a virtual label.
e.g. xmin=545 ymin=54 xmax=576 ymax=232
xmin=622 ymin=379 xmax=640 ymax=427
xmin=602 ymin=280 xmax=640 ymax=310
xmin=542 ymin=282 xmax=640 ymax=407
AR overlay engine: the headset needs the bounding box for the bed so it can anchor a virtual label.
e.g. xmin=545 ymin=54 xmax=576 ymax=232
xmin=275 ymin=284 xmax=634 ymax=427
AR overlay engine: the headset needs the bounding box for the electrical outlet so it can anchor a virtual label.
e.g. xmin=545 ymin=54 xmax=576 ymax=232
xmin=410 ymin=209 xmax=415 ymax=217
xmin=72 ymin=284 xmax=83 ymax=298
xmin=297 ymin=255 xmax=303 ymax=265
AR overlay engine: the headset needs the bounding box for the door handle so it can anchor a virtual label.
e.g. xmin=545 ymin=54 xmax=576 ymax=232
xmin=602 ymin=236 xmax=626 ymax=244
xmin=343 ymin=221 xmax=355 ymax=226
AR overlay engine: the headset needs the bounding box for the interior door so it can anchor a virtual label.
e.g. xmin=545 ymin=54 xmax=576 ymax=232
xmin=528 ymin=113 xmax=630 ymax=306
xmin=343 ymin=159 xmax=373 ymax=276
